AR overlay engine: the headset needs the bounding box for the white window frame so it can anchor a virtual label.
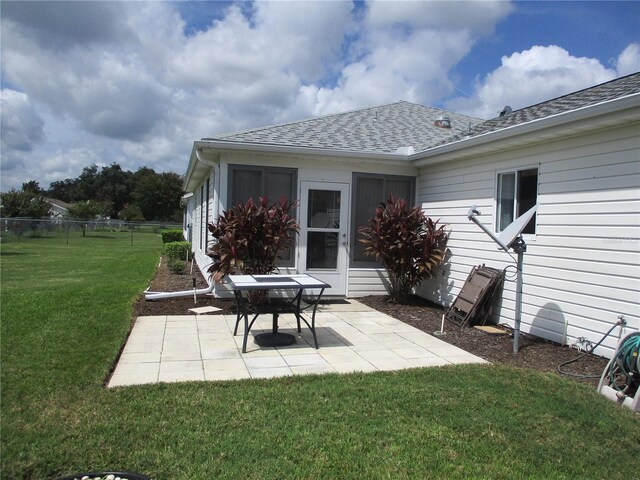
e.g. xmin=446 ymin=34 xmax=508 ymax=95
xmin=494 ymin=166 xmax=538 ymax=236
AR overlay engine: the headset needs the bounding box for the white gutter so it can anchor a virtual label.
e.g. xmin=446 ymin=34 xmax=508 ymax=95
xmin=195 ymin=146 xmax=217 ymax=165
xmin=183 ymin=144 xmax=220 ymax=192
xmin=179 ymin=192 xmax=193 ymax=207
xmin=194 ymin=139 xmax=410 ymax=164
xmin=410 ymin=92 xmax=640 ymax=167
xmin=183 ymin=144 xmax=199 ymax=190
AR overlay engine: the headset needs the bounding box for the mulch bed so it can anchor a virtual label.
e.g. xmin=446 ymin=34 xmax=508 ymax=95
xmin=133 ymin=257 xmax=609 ymax=387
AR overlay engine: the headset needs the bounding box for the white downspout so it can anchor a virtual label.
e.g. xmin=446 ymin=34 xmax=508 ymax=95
xmin=144 ymin=284 xmax=215 ymax=300
xmin=144 ymin=148 xmax=219 ymax=301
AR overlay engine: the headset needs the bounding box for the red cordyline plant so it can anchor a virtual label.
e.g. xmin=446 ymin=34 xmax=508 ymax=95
xmin=207 ymin=196 xmax=299 ymax=284
xmin=358 ymin=195 xmax=449 ymax=303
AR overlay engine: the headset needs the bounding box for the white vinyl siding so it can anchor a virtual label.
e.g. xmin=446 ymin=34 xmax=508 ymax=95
xmin=347 ymin=269 xmax=390 ymax=297
xmin=417 ymin=123 xmax=640 ymax=358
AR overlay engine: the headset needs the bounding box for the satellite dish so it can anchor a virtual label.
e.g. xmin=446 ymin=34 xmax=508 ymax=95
xmin=497 ymin=205 xmax=537 ymax=250
xmin=499 ymin=106 xmax=512 ymax=117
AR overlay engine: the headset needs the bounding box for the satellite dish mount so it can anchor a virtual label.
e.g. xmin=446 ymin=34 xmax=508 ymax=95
xmin=467 ymin=205 xmax=537 ymax=353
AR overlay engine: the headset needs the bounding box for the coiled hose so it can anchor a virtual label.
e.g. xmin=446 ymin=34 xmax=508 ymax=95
xmin=557 ymin=318 xmax=626 ymax=379
xmin=607 ymin=334 xmax=640 ymax=394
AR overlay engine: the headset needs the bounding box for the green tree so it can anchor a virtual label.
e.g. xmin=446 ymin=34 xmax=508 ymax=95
xmin=133 ymin=170 xmax=183 ymax=221
xmin=67 ymin=200 xmax=111 ymax=237
xmin=47 ymin=178 xmax=77 ymax=202
xmin=75 ymin=164 xmax=99 ymax=201
xmin=21 ymin=180 xmax=42 ymax=194
xmin=95 ymin=163 xmax=133 ymax=218
xmin=47 ymin=165 xmax=98 ymax=202
xmin=0 ymin=189 xmax=51 ymax=218
xmin=358 ymin=195 xmax=449 ymax=303
xmin=46 ymin=163 xmax=183 ymax=222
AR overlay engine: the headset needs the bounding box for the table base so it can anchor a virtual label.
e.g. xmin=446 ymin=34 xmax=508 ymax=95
xmin=254 ymin=332 xmax=296 ymax=347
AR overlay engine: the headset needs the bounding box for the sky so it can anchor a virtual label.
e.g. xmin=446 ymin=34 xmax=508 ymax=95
xmin=1 ymin=0 xmax=639 ymax=192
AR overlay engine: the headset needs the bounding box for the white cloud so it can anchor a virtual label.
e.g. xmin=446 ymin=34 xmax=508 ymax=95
xmin=167 ymin=1 xmax=354 ymax=128
xmin=446 ymin=45 xmax=618 ymax=119
xmin=0 ymin=89 xmax=45 ymax=154
xmin=253 ymin=1 xmax=354 ymax=82
xmin=1 ymin=0 xmax=512 ymax=190
xmin=0 ymin=146 xmax=101 ymax=194
xmin=286 ymin=0 xmax=512 ymax=117
xmin=1 ymin=2 xmax=174 ymax=142
xmin=39 ymin=148 xmax=103 ymax=187
xmin=366 ymin=0 xmax=512 ymax=34
xmin=170 ymin=3 xmax=334 ymax=87
xmin=0 ymin=0 xmax=635 ymax=193
xmin=0 ymin=0 xmax=512 ymax=190
xmin=1 ymin=0 xmax=135 ymax=49
xmin=616 ymin=43 xmax=640 ymax=77
xmin=0 ymin=89 xmax=46 ymax=189
xmin=71 ymin=57 xmax=171 ymax=141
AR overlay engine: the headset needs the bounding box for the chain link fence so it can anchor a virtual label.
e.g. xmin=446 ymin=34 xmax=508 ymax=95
xmin=1 ymin=217 xmax=182 ymax=244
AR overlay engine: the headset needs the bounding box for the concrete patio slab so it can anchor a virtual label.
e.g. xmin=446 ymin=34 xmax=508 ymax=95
xmin=108 ymin=299 xmax=487 ymax=387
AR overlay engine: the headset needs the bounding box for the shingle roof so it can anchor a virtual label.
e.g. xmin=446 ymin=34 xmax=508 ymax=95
xmin=204 ymin=73 xmax=639 ymax=156
xmin=434 ymin=72 xmax=640 ymax=147
xmin=44 ymin=197 xmax=72 ymax=209
xmin=209 ymin=101 xmax=483 ymax=155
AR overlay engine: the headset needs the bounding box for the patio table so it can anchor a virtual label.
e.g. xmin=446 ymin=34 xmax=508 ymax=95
xmin=227 ymin=274 xmax=330 ymax=353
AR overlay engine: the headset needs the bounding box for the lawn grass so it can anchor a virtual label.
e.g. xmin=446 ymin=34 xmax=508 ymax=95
xmin=2 ymin=233 xmax=639 ymax=479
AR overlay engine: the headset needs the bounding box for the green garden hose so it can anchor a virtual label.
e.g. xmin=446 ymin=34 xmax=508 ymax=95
xmin=607 ymin=333 xmax=640 ymax=394
xmin=557 ymin=318 xmax=625 ymax=379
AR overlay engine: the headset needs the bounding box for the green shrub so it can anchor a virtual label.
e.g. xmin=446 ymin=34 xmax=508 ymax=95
xmin=358 ymin=195 xmax=449 ymax=303
xmin=164 ymin=241 xmax=191 ymax=261
xmin=161 ymin=229 xmax=184 ymax=243
xmin=167 ymin=257 xmax=185 ymax=274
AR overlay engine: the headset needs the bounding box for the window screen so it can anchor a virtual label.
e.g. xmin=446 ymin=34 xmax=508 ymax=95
xmin=228 ymin=165 xmax=298 ymax=266
xmin=229 ymin=165 xmax=296 ymax=206
xmin=230 ymin=168 xmax=262 ymax=206
xmin=351 ymin=173 xmax=414 ymax=266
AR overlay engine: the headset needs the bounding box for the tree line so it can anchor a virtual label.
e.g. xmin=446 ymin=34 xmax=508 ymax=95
xmin=1 ymin=163 xmax=184 ymax=222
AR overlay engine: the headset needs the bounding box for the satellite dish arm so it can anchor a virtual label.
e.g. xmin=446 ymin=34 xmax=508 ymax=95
xmin=467 ymin=206 xmax=510 ymax=252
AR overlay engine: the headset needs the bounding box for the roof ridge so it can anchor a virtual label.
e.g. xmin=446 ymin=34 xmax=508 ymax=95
xmin=509 ymin=71 xmax=640 ymax=115
xmin=430 ymin=71 xmax=640 ymax=148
